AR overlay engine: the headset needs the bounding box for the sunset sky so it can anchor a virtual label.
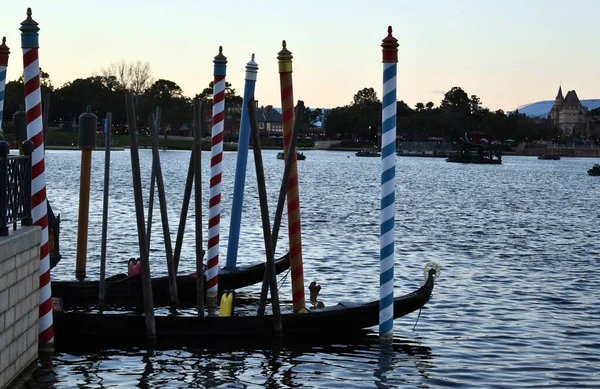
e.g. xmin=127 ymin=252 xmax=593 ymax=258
xmin=2 ymin=0 xmax=598 ymax=112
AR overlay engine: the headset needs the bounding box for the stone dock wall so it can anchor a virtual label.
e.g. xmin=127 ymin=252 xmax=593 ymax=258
xmin=0 ymin=226 xmax=41 ymax=389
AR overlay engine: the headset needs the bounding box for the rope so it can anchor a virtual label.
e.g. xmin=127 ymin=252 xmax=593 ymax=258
xmin=277 ymin=268 xmax=291 ymax=291
xmin=412 ymin=308 xmax=423 ymax=331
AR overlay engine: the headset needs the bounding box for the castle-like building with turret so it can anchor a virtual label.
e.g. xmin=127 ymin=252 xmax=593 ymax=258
xmin=547 ymin=86 xmax=587 ymax=137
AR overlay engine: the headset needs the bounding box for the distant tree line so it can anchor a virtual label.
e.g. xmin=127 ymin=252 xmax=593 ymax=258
xmin=0 ymin=61 xmax=569 ymax=143
xmin=322 ymin=86 xmax=563 ymax=143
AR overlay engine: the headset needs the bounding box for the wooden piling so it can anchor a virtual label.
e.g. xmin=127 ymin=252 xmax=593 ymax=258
xmin=173 ymin=151 xmax=194 ymax=273
xmin=98 ymin=112 xmax=112 ymax=311
xmin=148 ymin=111 xmax=179 ymax=309
xmin=125 ymin=91 xmax=156 ymax=339
xmin=258 ymin=102 xmax=304 ymax=315
xmin=248 ymin=98 xmax=282 ymax=336
xmin=146 ymin=107 xmax=162 ymax=253
xmin=193 ymin=98 xmax=205 ymax=316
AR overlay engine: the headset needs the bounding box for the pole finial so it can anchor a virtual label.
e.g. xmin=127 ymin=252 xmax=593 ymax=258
xmin=213 ymin=46 xmax=228 ymax=72
xmin=245 ymin=53 xmax=259 ymax=78
xmin=381 ymin=25 xmax=399 ymax=63
xmin=277 ymin=40 xmax=293 ymax=73
xmin=0 ymin=36 xmax=9 ymax=64
xmin=20 ymin=7 xmax=40 ymax=48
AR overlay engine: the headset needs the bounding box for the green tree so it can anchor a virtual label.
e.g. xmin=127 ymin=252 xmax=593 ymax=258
xmin=415 ymin=102 xmax=425 ymax=111
xmin=139 ymin=79 xmax=192 ymax=135
xmin=426 ymin=101 xmax=434 ymax=110
xmin=440 ymin=86 xmax=471 ymax=116
xmin=353 ymin=87 xmax=379 ymax=105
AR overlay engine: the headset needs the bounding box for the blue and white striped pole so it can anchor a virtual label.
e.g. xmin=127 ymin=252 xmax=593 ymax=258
xmin=225 ymin=54 xmax=258 ymax=268
xmin=0 ymin=37 xmax=9 ymax=137
xmin=379 ymin=26 xmax=399 ymax=341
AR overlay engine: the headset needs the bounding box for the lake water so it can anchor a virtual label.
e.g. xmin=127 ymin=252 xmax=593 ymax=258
xmin=23 ymin=149 xmax=600 ymax=388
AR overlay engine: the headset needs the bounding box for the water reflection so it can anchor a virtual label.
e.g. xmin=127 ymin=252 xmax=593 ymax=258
xmin=25 ymin=335 xmax=436 ymax=388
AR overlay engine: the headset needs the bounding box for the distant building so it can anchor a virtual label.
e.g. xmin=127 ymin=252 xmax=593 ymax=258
xmin=548 ymin=86 xmax=587 ymax=137
xmin=255 ymin=104 xmax=283 ymax=136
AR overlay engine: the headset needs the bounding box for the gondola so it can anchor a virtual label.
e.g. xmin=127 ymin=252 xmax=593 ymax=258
xmin=52 ymin=269 xmax=437 ymax=349
xmin=52 ymin=253 xmax=291 ymax=307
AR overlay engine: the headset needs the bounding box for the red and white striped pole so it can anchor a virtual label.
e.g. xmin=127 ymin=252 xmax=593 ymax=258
xmin=278 ymin=41 xmax=305 ymax=312
xmin=207 ymin=47 xmax=227 ymax=303
xmin=0 ymin=37 xmax=9 ymax=137
xmin=20 ymin=7 xmax=53 ymax=346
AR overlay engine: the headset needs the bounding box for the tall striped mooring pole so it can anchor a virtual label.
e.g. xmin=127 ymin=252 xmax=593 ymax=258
xmin=225 ymin=54 xmax=258 ymax=268
xmin=379 ymin=26 xmax=398 ymax=341
xmin=278 ymin=41 xmax=305 ymax=312
xmin=207 ymin=47 xmax=227 ymax=302
xmin=0 ymin=37 xmax=9 ymax=137
xmin=20 ymin=7 xmax=54 ymax=346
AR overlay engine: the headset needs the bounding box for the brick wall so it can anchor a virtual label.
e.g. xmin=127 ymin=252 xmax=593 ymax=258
xmin=0 ymin=226 xmax=41 ymax=389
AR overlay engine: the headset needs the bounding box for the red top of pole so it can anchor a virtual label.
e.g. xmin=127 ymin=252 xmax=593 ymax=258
xmin=0 ymin=37 xmax=9 ymax=66
xmin=381 ymin=26 xmax=398 ymax=63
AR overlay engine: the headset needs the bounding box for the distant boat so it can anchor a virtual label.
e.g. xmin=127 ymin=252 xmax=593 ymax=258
xmin=538 ymin=154 xmax=561 ymax=160
xmin=588 ymin=164 xmax=600 ymax=176
xmin=355 ymin=149 xmax=381 ymax=157
xmin=277 ymin=151 xmax=306 ymax=160
xmin=447 ymin=133 xmax=502 ymax=164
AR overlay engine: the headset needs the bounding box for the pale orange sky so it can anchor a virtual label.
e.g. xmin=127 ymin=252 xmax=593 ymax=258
xmin=2 ymin=0 xmax=598 ymax=112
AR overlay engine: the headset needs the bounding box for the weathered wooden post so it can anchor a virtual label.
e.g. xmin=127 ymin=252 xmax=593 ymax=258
xmin=248 ymin=97 xmax=282 ymax=336
xmin=257 ymin=102 xmax=304 ymax=315
xmin=149 ymin=111 xmax=179 ymax=309
xmin=125 ymin=91 xmax=156 ymax=339
xmin=193 ymin=98 xmax=205 ymax=316
xmin=99 ymin=112 xmax=112 ymax=311
xmin=75 ymin=105 xmax=97 ymax=280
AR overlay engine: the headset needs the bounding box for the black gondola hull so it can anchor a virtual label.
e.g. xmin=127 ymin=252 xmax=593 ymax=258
xmin=53 ymin=274 xmax=435 ymax=349
xmin=52 ymin=253 xmax=290 ymax=307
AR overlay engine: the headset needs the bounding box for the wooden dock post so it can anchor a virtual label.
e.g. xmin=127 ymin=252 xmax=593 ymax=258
xmin=248 ymin=97 xmax=282 ymax=336
xmin=193 ymin=98 xmax=205 ymax=316
xmin=172 ymin=152 xmax=194 ymax=273
xmin=146 ymin=107 xmax=162 ymax=253
xmin=125 ymin=91 xmax=156 ymax=339
xmin=258 ymin=102 xmax=304 ymax=315
xmin=149 ymin=110 xmax=179 ymax=309
xmin=75 ymin=106 xmax=97 ymax=280
xmin=99 ymin=112 xmax=112 ymax=311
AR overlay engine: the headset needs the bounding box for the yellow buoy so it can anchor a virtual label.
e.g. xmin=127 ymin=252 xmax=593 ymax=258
xmin=219 ymin=291 xmax=234 ymax=317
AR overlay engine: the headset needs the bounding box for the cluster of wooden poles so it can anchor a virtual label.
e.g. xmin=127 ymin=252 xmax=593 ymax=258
xmin=90 ymin=92 xmax=305 ymax=340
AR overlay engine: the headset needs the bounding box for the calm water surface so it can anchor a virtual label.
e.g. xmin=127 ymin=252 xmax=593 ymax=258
xmin=23 ymin=149 xmax=600 ymax=388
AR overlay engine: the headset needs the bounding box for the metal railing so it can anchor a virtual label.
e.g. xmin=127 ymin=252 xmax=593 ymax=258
xmin=0 ymin=141 xmax=33 ymax=236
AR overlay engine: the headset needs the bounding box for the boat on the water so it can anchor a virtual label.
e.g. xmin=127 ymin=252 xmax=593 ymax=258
xmin=447 ymin=134 xmax=502 ymax=164
xmin=277 ymin=151 xmax=306 ymax=160
xmin=588 ymin=164 xmax=600 ymax=176
xmin=355 ymin=149 xmax=381 ymax=157
xmin=52 ymin=253 xmax=291 ymax=307
xmin=538 ymin=154 xmax=561 ymax=160
xmin=52 ymin=268 xmax=437 ymax=348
